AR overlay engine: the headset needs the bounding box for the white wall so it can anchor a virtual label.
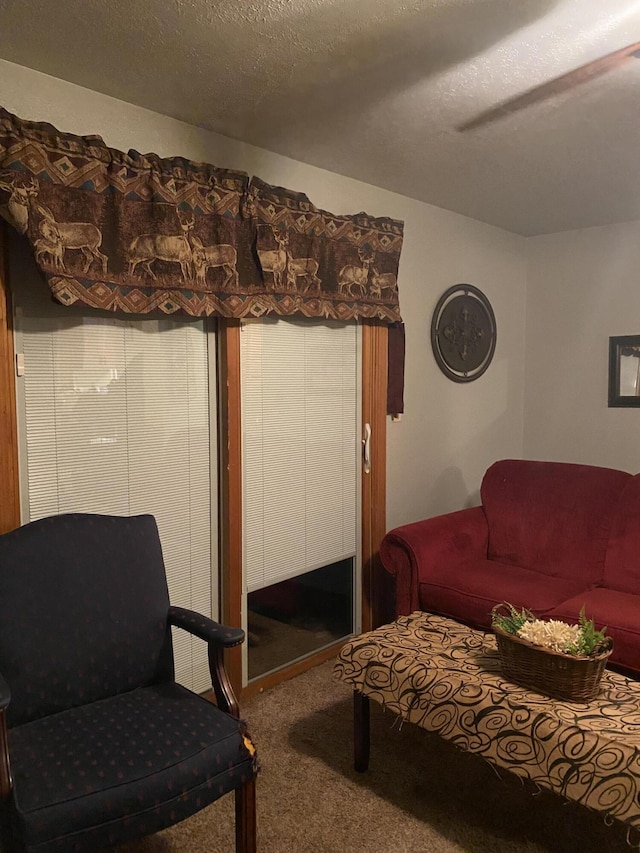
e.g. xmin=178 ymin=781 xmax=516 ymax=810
xmin=524 ymin=222 xmax=640 ymax=474
xmin=0 ymin=59 xmax=528 ymax=530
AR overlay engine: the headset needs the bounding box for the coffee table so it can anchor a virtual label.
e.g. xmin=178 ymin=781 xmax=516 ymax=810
xmin=333 ymin=611 xmax=640 ymax=830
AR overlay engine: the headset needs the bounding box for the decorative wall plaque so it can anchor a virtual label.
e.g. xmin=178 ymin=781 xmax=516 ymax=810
xmin=431 ymin=284 xmax=496 ymax=382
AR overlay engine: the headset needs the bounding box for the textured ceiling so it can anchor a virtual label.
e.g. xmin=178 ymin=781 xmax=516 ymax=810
xmin=0 ymin=0 xmax=639 ymax=235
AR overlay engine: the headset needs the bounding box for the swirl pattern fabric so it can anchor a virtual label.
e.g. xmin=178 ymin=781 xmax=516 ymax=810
xmin=334 ymin=611 xmax=640 ymax=829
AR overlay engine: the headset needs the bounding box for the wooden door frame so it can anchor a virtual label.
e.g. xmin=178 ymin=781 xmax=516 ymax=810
xmin=0 ymin=225 xmax=20 ymax=535
xmin=217 ymin=320 xmax=244 ymax=695
xmin=218 ymin=320 xmax=387 ymax=700
xmin=360 ymin=323 xmax=387 ymax=634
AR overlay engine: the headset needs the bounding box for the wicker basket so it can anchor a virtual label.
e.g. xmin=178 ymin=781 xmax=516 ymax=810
xmin=492 ymin=624 xmax=614 ymax=702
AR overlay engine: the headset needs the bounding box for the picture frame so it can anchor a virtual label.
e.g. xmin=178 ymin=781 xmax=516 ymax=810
xmin=608 ymin=335 xmax=640 ymax=407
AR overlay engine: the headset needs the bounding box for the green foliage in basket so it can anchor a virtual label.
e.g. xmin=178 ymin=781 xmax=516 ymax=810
xmin=566 ymin=607 xmax=608 ymax=656
xmin=490 ymin=602 xmax=536 ymax=635
xmin=491 ymin=602 xmax=607 ymax=657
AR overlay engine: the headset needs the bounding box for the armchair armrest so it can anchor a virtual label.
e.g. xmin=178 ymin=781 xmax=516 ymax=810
xmin=168 ymin=606 xmax=245 ymax=648
xmin=167 ymin=606 xmax=244 ymax=717
xmin=380 ymin=506 xmax=489 ymax=615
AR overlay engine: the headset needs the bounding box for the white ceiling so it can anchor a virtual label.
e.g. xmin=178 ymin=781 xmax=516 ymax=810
xmin=0 ymin=0 xmax=639 ymax=235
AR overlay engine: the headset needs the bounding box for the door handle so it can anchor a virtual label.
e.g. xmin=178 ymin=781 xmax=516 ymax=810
xmin=362 ymin=423 xmax=371 ymax=474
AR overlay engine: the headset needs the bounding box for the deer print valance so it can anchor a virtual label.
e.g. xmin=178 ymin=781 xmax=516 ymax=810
xmin=0 ymin=108 xmax=261 ymax=316
xmin=0 ymin=108 xmax=403 ymax=324
xmin=247 ymin=178 xmax=403 ymax=322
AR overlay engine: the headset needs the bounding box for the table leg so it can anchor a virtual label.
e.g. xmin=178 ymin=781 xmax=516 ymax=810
xmin=354 ymin=690 xmax=370 ymax=772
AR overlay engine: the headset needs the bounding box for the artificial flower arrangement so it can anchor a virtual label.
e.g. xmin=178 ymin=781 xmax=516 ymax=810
xmin=490 ymin=602 xmax=613 ymax=701
xmin=491 ymin=602 xmax=608 ymax=657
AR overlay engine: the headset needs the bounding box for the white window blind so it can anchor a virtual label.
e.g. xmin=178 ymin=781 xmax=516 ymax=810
xmin=20 ymin=313 xmax=212 ymax=694
xmin=241 ymin=320 xmax=358 ymax=593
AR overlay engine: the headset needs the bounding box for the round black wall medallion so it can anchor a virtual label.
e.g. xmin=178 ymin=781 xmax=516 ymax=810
xmin=431 ymin=284 xmax=496 ymax=382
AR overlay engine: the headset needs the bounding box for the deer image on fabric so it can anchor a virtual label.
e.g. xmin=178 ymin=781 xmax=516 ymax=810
xmin=257 ymin=229 xmax=289 ymax=290
xmin=286 ymin=255 xmax=321 ymax=294
xmin=127 ymin=209 xmax=195 ymax=281
xmin=0 ymin=174 xmax=39 ymax=235
xmin=34 ymin=229 xmax=64 ymax=270
xmin=369 ymin=268 xmax=398 ymax=299
xmin=191 ymin=236 xmax=238 ymax=289
xmin=35 ymin=204 xmax=108 ymax=275
xmin=337 ymin=247 xmax=375 ymax=298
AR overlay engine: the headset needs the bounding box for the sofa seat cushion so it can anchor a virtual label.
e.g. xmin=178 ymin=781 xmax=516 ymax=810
xmin=8 ymin=682 xmax=255 ymax=852
xmin=547 ymin=589 xmax=640 ymax=675
xmin=419 ymin=559 xmax=588 ymax=630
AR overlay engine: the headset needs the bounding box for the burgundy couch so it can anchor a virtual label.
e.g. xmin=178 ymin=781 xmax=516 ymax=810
xmin=380 ymin=459 xmax=640 ymax=675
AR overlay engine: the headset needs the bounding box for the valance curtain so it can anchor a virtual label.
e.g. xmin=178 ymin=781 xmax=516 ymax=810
xmin=0 ymin=108 xmax=260 ymax=316
xmin=247 ymin=177 xmax=402 ymax=323
xmin=0 ymin=106 xmax=404 ymax=410
xmin=0 ymin=108 xmax=402 ymax=322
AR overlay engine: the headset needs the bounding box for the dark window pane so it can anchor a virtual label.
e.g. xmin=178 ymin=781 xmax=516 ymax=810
xmin=248 ymin=559 xmax=353 ymax=680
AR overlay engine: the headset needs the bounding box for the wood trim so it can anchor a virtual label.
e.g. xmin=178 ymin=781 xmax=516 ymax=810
xmin=220 ymin=320 xmax=388 ymax=697
xmin=0 ymin=225 xmax=20 ymax=535
xmin=240 ymin=640 xmax=345 ymax=702
xmin=0 ymin=710 xmax=12 ymax=799
xmin=218 ymin=320 xmax=244 ymax=696
xmin=235 ymin=775 xmax=257 ymax=853
xmin=202 ymin=642 xmax=345 ymax=705
xmin=353 ymin=690 xmax=371 ymax=773
xmin=361 ymin=323 xmax=388 ymax=632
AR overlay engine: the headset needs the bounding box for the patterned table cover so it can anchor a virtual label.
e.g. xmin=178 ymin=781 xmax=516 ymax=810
xmin=334 ymin=611 xmax=640 ymax=828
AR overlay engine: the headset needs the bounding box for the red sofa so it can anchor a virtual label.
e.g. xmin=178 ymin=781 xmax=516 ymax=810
xmin=380 ymin=459 xmax=640 ymax=675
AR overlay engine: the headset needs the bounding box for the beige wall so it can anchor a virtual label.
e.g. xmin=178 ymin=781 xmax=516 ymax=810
xmin=0 ymin=59 xmax=529 ymax=530
xmin=524 ymin=222 xmax=640 ymax=474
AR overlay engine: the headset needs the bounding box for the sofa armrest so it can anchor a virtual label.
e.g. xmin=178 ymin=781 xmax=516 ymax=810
xmin=380 ymin=506 xmax=489 ymax=615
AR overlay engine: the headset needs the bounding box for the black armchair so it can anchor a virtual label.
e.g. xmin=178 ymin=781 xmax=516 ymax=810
xmin=0 ymin=513 xmax=257 ymax=853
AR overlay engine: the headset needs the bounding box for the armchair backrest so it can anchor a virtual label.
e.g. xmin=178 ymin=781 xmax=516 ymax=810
xmin=0 ymin=513 xmax=174 ymax=727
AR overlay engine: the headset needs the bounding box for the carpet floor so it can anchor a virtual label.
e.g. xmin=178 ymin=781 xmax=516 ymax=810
xmin=120 ymin=660 xmax=635 ymax=853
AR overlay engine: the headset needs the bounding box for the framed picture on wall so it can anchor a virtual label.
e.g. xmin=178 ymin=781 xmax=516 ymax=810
xmin=608 ymin=335 xmax=640 ymax=407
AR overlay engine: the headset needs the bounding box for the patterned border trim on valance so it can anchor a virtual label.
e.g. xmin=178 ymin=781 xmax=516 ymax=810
xmin=0 ymin=107 xmax=403 ymax=326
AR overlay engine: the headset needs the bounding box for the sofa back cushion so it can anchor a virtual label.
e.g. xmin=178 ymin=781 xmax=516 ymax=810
xmin=481 ymin=460 xmax=631 ymax=584
xmin=603 ymin=473 xmax=640 ymax=594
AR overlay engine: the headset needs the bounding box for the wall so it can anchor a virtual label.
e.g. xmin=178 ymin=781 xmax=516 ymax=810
xmin=0 ymin=59 xmax=528 ymax=530
xmin=524 ymin=222 xmax=640 ymax=474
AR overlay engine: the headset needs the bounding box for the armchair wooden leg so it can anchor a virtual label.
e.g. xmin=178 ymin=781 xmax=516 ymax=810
xmin=354 ymin=690 xmax=370 ymax=772
xmin=235 ymin=775 xmax=256 ymax=853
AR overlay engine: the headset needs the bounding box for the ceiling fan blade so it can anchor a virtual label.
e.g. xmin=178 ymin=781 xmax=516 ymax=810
xmin=458 ymin=41 xmax=640 ymax=132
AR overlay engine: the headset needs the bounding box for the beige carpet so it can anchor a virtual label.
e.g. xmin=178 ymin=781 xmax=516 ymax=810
xmin=120 ymin=660 xmax=635 ymax=853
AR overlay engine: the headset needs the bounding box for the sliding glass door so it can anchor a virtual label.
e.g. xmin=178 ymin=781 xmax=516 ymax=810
xmin=240 ymin=319 xmax=361 ymax=681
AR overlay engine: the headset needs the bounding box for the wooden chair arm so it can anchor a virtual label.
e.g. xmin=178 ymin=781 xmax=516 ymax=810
xmin=168 ymin=606 xmax=242 ymax=718
xmin=0 ymin=671 xmax=12 ymax=800
xmin=0 ymin=711 xmax=10 ymax=800
xmin=168 ymin=607 xmax=245 ymax=647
